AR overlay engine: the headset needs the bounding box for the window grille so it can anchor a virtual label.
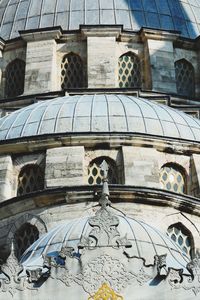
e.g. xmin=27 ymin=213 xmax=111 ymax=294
xmin=17 ymin=164 xmax=44 ymax=196
xmin=118 ymin=52 xmax=141 ymax=88
xmin=175 ymin=59 xmax=195 ymax=97
xmin=160 ymin=165 xmax=185 ymax=194
xmin=61 ymin=53 xmax=84 ymax=89
xmin=167 ymin=224 xmax=193 ymax=257
xmin=15 ymin=223 xmax=39 ymax=258
xmin=88 ymin=157 xmax=118 ymax=185
xmin=5 ymin=59 xmax=25 ymax=98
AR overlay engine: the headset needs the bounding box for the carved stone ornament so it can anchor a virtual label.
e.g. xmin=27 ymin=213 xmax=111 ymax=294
xmin=0 ymin=242 xmax=28 ymax=296
xmin=26 ymin=267 xmax=50 ymax=283
xmin=50 ymin=263 xmax=73 ymax=287
xmin=154 ymin=254 xmax=167 ymax=276
xmin=74 ymin=254 xmax=136 ymax=294
xmin=79 ymin=207 xmax=120 ymax=249
xmin=168 ymin=268 xmax=183 ymax=290
xmin=167 ymin=253 xmax=200 ymax=295
xmin=48 ymin=253 xmax=152 ymax=295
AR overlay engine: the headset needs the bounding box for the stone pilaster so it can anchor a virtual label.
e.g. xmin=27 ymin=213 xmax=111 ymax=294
xmin=190 ymin=154 xmax=200 ymax=197
xmin=82 ymin=27 xmax=121 ymax=88
xmin=21 ymin=29 xmax=61 ymax=95
xmin=45 ymin=146 xmax=84 ymax=187
xmin=122 ymin=146 xmax=160 ymax=188
xmin=141 ymin=29 xmax=178 ymax=94
xmin=0 ymin=155 xmax=13 ymax=201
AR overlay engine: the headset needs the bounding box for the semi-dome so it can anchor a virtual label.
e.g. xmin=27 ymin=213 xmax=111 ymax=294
xmin=21 ymin=212 xmax=190 ymax=273
xmin=0 ymin=94 xmax=200 ymax=142
xmin=0 ymin=0 xmax=200 ymax=40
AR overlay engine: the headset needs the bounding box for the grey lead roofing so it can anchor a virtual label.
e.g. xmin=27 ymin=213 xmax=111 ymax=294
xmin=0 ymin=0 xmax=200 ymax=40
xmin=21 ymin=214 xmax=190 ymax=273
xmin=0 ymin=94 xmax=200 ymax=141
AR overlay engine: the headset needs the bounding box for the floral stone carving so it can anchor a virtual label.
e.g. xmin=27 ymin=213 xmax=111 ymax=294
xmin=0 ymin=242 xmax=26 ymax=296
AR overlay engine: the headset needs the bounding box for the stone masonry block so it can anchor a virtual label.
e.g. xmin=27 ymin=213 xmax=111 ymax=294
xmin=45 ymin=146 xmax=84 ymax=187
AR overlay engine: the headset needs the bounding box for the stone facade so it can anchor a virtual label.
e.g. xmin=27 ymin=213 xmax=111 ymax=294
xmin=0 ymin=1 xmax=200 ymax=300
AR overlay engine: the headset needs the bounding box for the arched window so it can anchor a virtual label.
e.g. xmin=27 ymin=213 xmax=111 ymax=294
xmin=61 ymin=53 xmax=84 ymax=89
xmin=118 ymin=52 xmax=141 ymax=88
xmin=88 ymin=157 xmax=118 ymax=185
xmin=5 ymin=59 xmax=25 ymax=98
xmin=175 ymin=59 xmax=195 ymax=97
xmin=160 ymin=164 xmax=186 ymax=194
xmin=167 ymin=223 xmax=194 ymax=258
xmin=17 ymin=164 xmax=44 ymax=196
xmin=14 ymin=223 xmax=39 ymax=258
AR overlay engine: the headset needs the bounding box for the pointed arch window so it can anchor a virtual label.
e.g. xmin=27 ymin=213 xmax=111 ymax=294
xmin=14 ymin=223 xmax=39 ymax=258
xmin=160 ymin=164 xmax=186 ymax=194
xmin=61 ymin=53 xmax=84 ymax=89
xmin=88 ymin=157 xmax=118 ymax=185
xmin=175 ymin=59 xmax=195 ymax=97
xmin=167 ymin=223 xmax=194 ymax=258
xmin=118 ymin=52 xmax=141 ymax=88
xmin=5 ymin=59 xmax=25 ymax=98
xmin=17 ymin=164 xmax=44 ymax=196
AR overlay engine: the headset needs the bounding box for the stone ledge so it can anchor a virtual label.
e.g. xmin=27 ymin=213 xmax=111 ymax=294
xmin=0 ymin=185 xmax=199 ymax=220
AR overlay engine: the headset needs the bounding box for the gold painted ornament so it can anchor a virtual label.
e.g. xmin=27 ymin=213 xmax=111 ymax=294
xmin=88 ymin=283 xmax=123 ymax=300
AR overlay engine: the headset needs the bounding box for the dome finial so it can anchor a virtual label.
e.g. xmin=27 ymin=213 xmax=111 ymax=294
xmin=99 ymin=160 xmax=111 ymax=208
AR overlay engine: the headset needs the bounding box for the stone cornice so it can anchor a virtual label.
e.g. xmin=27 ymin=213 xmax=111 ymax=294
xmin=140 ymin=27 xmax=180 ymax=42
xmin=0 ymin=133 xmax=199 ymax=155
xmin=19 ymin=26 xmax=63 ymax=42
xmin=0 ymin=186 xmax=199 ymax=220
xmin=80 ymin=25 xmax=122 ymax=38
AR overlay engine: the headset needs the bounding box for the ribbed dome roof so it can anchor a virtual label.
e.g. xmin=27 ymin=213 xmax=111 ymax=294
xmin=0 ymin=0 xmax=200 ymax=40
xmin=21 ymin=214 xmax=190 ymax=273
xmin=0 ymin=94 xmax=200 ymax=142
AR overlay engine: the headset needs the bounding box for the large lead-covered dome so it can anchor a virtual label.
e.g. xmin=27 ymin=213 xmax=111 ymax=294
xmin=0 ymin=0 xmax=200 ymax=40
xmin=0 ymin=94 xmax=200 ymax=141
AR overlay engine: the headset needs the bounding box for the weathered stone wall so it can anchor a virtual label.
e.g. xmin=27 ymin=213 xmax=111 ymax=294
xmin=122 ymin=146 xmax=191 ymax=191
xmin=147 ymin=39 xmax=176 ymax=94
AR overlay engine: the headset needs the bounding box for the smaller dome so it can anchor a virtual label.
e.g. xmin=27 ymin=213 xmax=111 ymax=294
xmin=21 ymin=212 xmax=190 ymax=274
xmin=0 ymin=94 xmax=200 ymax=142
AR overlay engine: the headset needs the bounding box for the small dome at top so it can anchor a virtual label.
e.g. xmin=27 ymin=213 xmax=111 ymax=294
xmin=21 ymin=212 xmax=190 ymax=273
xmin=0 ymin=0 xmax=200 ymax=40
xmin=0 ymin=94 xmax=200 ymax=142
